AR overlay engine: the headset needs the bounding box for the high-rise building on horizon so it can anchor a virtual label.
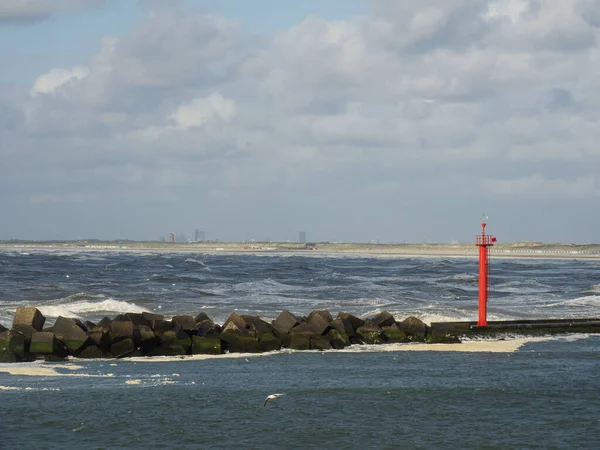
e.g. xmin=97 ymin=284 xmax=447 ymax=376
xmin=299 ymin=231 xmax=306 ymax=243
xmin=168 ymin=233 xmax=175 ymax=243
xmin=194 ymin=229 xmax=206 ymax=242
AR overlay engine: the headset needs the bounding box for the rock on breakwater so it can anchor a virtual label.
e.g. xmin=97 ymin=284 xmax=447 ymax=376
xmin=0 ymin=307 xmax=454 ymax=362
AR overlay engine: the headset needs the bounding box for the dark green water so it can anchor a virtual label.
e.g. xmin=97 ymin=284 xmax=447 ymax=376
xmin=2 ymin=336 xmax=600 ymax=449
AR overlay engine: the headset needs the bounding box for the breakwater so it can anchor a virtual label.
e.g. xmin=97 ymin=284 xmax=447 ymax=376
xmin=1 ymin=307 xmax=452 ymax=362
xmin=3 ymin=307 xmax=599 ymax=363
xmin=431 ymin=318 xmax=600 ymax=337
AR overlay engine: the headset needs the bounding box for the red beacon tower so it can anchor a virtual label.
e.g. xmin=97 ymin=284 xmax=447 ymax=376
xmin=475 ymin=217 xmax=497 ymax=327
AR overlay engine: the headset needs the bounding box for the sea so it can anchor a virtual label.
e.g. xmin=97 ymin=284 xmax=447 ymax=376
xmin=1 ymin=248 xmax=600 ymax=449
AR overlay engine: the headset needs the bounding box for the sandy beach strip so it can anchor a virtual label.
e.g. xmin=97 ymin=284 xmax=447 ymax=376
xmin=0 ymin=364 xmax=113 ymax=377
xmin=381 ymin=337 xmax=554 ymax=352
xmin=2 ymin=243 xmax=599 ymax=260
xmin=0 ymin=336 xmax=562 ymax=376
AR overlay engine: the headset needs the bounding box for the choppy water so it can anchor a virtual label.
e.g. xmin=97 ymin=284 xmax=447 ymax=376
xmin=1 ymin=249 xmax=600 ymax=448
xmin=1 ymin=249 xmax=599 ymax=326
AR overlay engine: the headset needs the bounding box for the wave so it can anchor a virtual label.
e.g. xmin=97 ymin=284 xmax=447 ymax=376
xmin=184 ymin=258 xmax=207 ymax=266
xmin=438 ymin=273 xmax=478 ymax=282
xmin=233 ymin=278 xmax=294 ymax=292
xmin=149 ymin=273 xmax=210 ymax=284
xmin=325 ymin=273 xmax=416 ymax=285
xmin=430 ymin=283 xmax=478 ymax=293
xmin=427 ymin=259 xmax=458 ymax=268
xmin=492 ymin=279 xmax=554 ymax=294
xmin=496 ymin=279 xmax=550 ymax=288
xmin=324 ymin=297 xmax=399 ymax=314
xmin=38 ymin=299 xmax=149 ymax=319
xmin=551 ymin=333 xmax=594 ymax=343
xmin=585 ymin=284 xmax=600 ymax=294
xmin=0 ymin=311 xmax=14 ymax=328
xmin=184 ymin=257 xmax=213 ymax=271
xmin=189 ymin=289 xmax=220 ymax=297
xmin=542 ymin=295 xmax=600 ymax=309
xmin=64 ymin=292 xmax=107 ymax=301
xmin=71 ymin=255 xmax=107 ymax=262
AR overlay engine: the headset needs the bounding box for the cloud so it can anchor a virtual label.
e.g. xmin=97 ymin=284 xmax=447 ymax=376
xmin=485 ymin=0 xmax=598 ymax=51
xmin=29 ymin=193 xmax=85 ymax=204
xmin=30 ymin=65 xmax=90 ymax=96
xmin=170 ymin=93 xmax=236 ymax=130
xmin=2 ymin=0 xmax=600 ymax=241
xmin=485 ymin=175 xmax=600 ymax=198
xmin=0 ymin=0 xmax=102 ymax=23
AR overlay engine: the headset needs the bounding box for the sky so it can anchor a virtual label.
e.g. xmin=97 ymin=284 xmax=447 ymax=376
xmin=1 ymin=0 xmax=599 ymax=243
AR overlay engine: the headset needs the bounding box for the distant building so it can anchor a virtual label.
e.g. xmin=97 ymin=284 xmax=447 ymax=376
xmin=168 ymin=233 xmax=175 ymax=243
xmin=299 ymin=231 xmax=306 ymax=243
xmin=194 ymin=229 xmax=205 ymax=242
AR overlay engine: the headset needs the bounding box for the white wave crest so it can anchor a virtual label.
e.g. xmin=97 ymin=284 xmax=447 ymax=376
xmin=439 ymin=273 xmax=477 ymax=282
xmin=552 ymin=333 xmax=593 ymax=342
xmin=0 ymin=310 xmax=14 ymax=328
xmin=185 ymin=258 xmax=211 ymax=271
xmin=38 ymin=299 xmax=149 ymax=319
xmin=542 ymin=295 xmax=600 ymax=309
xmin=65 ymin=293 xmax=106 ymax=301
xmin=417 ymin=312 xmax=477 ymax=325
xmin=233 ymin=278 xmax=292 ymax=292
xmin=185 ymin=258 xmax=206 ymax=266
xmin=586 ymin=284 xmax=600 ymax=294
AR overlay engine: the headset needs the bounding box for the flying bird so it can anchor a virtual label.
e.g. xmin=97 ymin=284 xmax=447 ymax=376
xmin=263 ymin=393 xmax=285 ymax=407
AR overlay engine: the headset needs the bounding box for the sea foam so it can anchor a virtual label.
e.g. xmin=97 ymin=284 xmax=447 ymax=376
xmin=38 ymin=298 xmax=149 ymax=319
xmin=586 ymin=284 xmax=600 ymax=294
xmin=542 ymin=295 xmax=600 ymax=309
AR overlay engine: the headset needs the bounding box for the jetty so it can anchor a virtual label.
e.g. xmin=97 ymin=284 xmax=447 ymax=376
xmin=2 ymin=219 xmax=598 ymax=363
xmin=1 ymin=306 xmax=599 ymax=363
xmin=0 ymin=307 xmax=444 ymax=363
xmin=431 ymin=318 xmax=600 ymax=339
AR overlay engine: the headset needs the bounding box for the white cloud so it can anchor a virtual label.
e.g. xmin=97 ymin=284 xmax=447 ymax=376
xmin=170 ymin=93 xmax=236 ymax=130
xmin=3 ymin=0 xmax=600 ymax=241
xmin=0 ymin=0 xmax=101 ymax=23
xmin=29 ymin=193 xmax=85 ymax=204
xmin=30 ymin=65 xmax=90 ymax=96
xmin=485 ymin=0 xmax=529 ymax=24
xmin=485 ymin=175 xmax=600 ymax=197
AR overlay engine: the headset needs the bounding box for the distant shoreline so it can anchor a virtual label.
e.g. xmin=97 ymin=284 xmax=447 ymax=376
xmin=1 ymin=242 xmax=599 ymax=260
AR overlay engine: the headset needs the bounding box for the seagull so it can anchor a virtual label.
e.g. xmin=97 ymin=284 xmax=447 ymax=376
xmin=263 ymin=393 xmax=285 ymax=407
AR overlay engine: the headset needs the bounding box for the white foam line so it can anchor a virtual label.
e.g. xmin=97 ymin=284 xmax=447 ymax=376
xmin=126 ymin=352 xmax=270 ymax=363
xmin=380 ymin=336 xmax=556 ymax=352
xmin=118 ymin=337 xmax=560 ymax=361
xmin=44 ymin=364 xmax=86 ymax=371
xmin=0 ymin=363 xmax=114 ymax=377
xmin=0 ymin=336 xmax=581 ymax=375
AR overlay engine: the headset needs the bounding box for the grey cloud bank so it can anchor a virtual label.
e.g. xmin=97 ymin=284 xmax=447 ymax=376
xmin=0 ymin=0 xmax=102 ymax=23
xmin=1 ymin=0 xmax=599 ymax=243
